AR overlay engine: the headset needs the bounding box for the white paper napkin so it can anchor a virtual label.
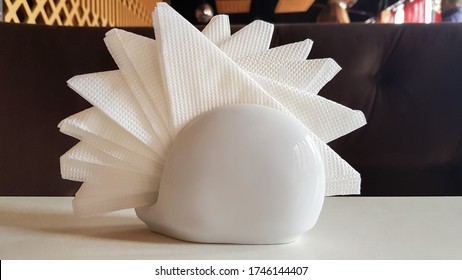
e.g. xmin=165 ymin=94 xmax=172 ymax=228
xmin=201 ymin=15 xmax=231 ymax=46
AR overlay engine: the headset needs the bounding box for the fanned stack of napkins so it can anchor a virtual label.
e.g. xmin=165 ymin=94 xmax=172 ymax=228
xmin=59 ymin=3 xmax=366 ymax=219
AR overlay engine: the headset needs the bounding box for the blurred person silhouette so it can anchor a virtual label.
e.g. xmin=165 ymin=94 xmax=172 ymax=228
xmin=441 ymin=0 xmax=462 ymax=22
xmin=316 ymin=0 xmax=357 ymax=23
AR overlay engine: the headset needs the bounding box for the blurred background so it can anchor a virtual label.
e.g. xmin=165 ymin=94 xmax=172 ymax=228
xmin=0 ymin=0 xmax=448 ymax=27
xmin=173 ymin=0 xmax=442 ymax=24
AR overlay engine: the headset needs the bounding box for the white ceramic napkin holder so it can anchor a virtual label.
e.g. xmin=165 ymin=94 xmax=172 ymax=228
xmin=59 ymin=3 xmax=366 ymax=244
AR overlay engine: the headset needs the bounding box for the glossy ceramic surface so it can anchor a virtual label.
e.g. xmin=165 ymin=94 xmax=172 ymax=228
xmin=136 ymin=104 xmax=325 ymax=244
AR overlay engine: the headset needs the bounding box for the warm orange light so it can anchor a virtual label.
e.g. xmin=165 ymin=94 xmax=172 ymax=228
xmin=274 ymin=0 xmax=315 ymax=13
xmin=215 ymin=0 xmax=252 ymax=14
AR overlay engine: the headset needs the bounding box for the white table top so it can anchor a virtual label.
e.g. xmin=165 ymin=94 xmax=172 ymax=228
xmin=0 ymin=196 xmax=461 ymax=259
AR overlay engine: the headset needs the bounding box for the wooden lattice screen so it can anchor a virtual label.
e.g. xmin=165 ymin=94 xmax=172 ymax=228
xmin=2 ymin=0 xmax=156 ymax=27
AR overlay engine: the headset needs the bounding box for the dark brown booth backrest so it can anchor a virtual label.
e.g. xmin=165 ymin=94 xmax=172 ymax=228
xmin=1 ymin=22 xmax=461 ymax=196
